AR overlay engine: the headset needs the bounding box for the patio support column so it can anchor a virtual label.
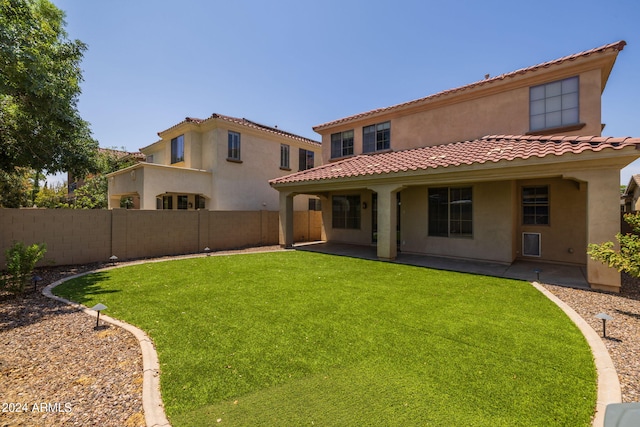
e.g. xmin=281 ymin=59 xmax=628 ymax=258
xmin=278 ymin=191 xmax=295 ymax=248
xmin=369 ymin=184 xmax=404 ymax=261
xmin=565 ymin=169 xmax=621 ymax=292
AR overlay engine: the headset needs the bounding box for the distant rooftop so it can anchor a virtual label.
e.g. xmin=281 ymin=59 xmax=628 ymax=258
xmin=157 ymin=113 xmax=320 ymax=146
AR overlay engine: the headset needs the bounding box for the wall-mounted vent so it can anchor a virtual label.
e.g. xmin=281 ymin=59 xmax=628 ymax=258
xmin=523 ymin=232 xmax=541 ymax=257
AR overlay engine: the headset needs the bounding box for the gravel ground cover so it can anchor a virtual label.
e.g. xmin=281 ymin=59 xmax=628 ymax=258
xmin=1 ymin=248 xmax=638 ymax=426
xmin=543 ymin=274 xmax=640 ymax=403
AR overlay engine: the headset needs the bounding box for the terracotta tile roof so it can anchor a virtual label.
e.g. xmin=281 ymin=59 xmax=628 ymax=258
xmin=270 ymin=135 xmax=640 ymax=186
xmin=313 ymin=41 xmax=627 ymax=132
xmin=98 ymin=147 xmax=145 ymax=161
xmin=158 ymin=113 xmax=320 ymax=146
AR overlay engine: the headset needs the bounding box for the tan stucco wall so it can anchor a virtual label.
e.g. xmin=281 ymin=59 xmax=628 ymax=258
xmin=516 ymin=178 xmax=587 ymax=264
xmin=401 ymin=182 xmax=516 ymax=263
xmin=320 ymin=68 xmax=604 ymax=161
xmin=321 ymin=177 xmax=589 ymax=266
xmin=123 ymin=121 xmax=321 ymax=211
xmin=108 ymin=164 xmax=212 ymax=210
xmin=321 ymin=190 xmax=374 ymax=246
xmin=0 ymin=209 xmax=321 ymax=268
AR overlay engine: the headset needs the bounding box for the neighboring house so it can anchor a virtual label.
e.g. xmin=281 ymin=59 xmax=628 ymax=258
xmin=621 ymin=174 xmax=640 ymax=213
xmin=107 ymin=114 xmax=322 ymax=211
xmin=68 ymin=147 xmax=145 ymax=207
xmin=271 ymin=40 xmax=640 ymax=292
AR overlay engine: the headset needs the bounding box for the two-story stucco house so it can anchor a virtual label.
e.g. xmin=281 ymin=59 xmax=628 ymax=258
xmin=107 ymin=114 xmax=322 ymax=212
xmin=270 ymin=41 xmax=640 ymax=292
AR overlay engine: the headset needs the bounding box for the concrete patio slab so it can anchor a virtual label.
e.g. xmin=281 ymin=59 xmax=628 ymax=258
xmin=295 ymin=242 xmax=589 ymax=289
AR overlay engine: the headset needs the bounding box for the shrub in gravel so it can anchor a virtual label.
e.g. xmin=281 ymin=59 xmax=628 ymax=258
xmin=1 ymin=242 xmax=47 ymax=295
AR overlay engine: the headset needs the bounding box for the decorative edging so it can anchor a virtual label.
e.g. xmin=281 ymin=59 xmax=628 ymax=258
xmin=531 ymin=282 xmax=621 ymax=427
xmin=43 ymin=271 xmax=171 ymax=427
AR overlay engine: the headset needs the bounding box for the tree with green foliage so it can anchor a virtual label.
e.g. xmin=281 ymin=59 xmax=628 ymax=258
xmin=0 ymin=167 xmax=33 ymax=207
xmin=0 ymin=0 xmax=98 ymax=176
xmin=587 ymin=212 xmax=640 ymax=278
xmin=34 ymin=179 xmax=68 ymax=208
xmin=70 ymin=148 xmax=139 ymax=209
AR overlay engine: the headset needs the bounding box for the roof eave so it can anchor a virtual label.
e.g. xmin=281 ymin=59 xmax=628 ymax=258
xmin=271 ymin=144 xmax=640 ymax=191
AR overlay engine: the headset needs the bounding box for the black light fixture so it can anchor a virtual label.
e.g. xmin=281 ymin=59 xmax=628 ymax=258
xmin=32 ymin=275 xmax=43 ymax=292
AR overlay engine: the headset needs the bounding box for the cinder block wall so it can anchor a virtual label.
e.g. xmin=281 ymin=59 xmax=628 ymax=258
xmin=0 ymin=209 xmax=321 ymax=268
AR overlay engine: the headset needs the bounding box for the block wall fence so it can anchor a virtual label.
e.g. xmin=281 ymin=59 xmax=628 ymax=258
xmin=0 ymin=209 xmax=322 ymax=268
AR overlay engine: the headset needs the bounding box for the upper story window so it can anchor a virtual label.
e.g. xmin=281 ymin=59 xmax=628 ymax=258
xmin=299 ymin=148 xmax=314 ymax=171
xmin=228 ymin=131 xmax=241 ymax=161
xmin=363 ymin=121 xmax=390 ymax=153
xmin=530 ymin=76 xmax=579 ymax=132
xmin=171 ymin=135 xmax=184 ymax=164
xmin=331 ymin=130 xmax=354 ymax=159
xmin=146 ymin=154 xmax=154 ymax=164
xmin=280 ymin=144 xmax=290 ymax=169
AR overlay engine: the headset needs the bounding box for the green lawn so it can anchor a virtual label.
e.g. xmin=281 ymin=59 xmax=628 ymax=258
xmin=54 ymin=251 xmax=596 ymax=426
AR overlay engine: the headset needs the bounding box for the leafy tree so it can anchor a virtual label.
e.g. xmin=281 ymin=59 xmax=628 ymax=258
xmin=0 ymin=167 xmax=33 ymax=207
xmin=0 ymin=0 xmax=98 ymax=176
xmin=34 ymin=179 xmax=68 ymax=208
xmin=70 ymin=149 xmax=138 ymax=209
xmin=587 ymin=212 xmax=640 ymax=278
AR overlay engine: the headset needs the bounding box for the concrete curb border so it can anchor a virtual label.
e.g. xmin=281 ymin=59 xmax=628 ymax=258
xmin=531 ymin=282 xmax=621 ymax=427
xmin=43 ymin=271 xmax=171 ymax=427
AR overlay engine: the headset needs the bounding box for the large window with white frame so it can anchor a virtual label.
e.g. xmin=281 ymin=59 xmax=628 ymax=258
xmin=428 ymin=187 xmax=473 ymax=237
xmin=363 ymin=121 xmax=390 ymax=153
xmin=331 ymin=130 xmax=354 ymax=158
xmin=530 ymin=76 xmax=579 ymax=131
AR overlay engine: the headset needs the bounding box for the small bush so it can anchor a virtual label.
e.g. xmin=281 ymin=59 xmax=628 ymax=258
xmin=1 ymin=242 xmax=47 ymax=295
xmin=588 ymin=212 xmax=640 ymax=278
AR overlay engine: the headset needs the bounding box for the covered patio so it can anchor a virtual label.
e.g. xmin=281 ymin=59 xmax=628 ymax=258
xmin=271 ymin=135 xmax=640 ymax=292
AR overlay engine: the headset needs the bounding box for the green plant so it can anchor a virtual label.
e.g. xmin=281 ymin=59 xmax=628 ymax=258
xmin=55 ymin=252 xmax=596 ymax=426
xmin=2 ymin=242 xmax=47 ymax=295
xmin=588 ymin=212 xmax=640 ymax=277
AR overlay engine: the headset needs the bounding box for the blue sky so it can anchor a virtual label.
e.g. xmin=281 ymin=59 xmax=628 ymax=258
xmin=52 ymin=0 xmax=640 ymax=184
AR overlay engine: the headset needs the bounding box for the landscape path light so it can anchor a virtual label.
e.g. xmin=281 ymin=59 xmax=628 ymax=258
xmin=109 ymin=255 xmax=118 ymax=266
xmin=91 ymin=303 xmax=108 ymax=329
xmin=533 ymin=269 xmax=542 ymax=282
xmin=595 ymin=313 xmax=613 ymax=338
xmin=31 ymin=275 xmax=42 ymax=292
xmin=204 ymin=247 xmax=211 ymax=256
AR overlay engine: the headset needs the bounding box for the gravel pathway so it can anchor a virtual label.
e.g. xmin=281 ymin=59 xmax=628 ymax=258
xmin=543 ymin=275 xmax=640 ymax=403
xmin=1 ymin=251 xmax=639 ymax=426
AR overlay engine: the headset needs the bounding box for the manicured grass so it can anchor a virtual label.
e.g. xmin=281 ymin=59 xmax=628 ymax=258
xmin=54 ymin=251 xmax=596 ymax=426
